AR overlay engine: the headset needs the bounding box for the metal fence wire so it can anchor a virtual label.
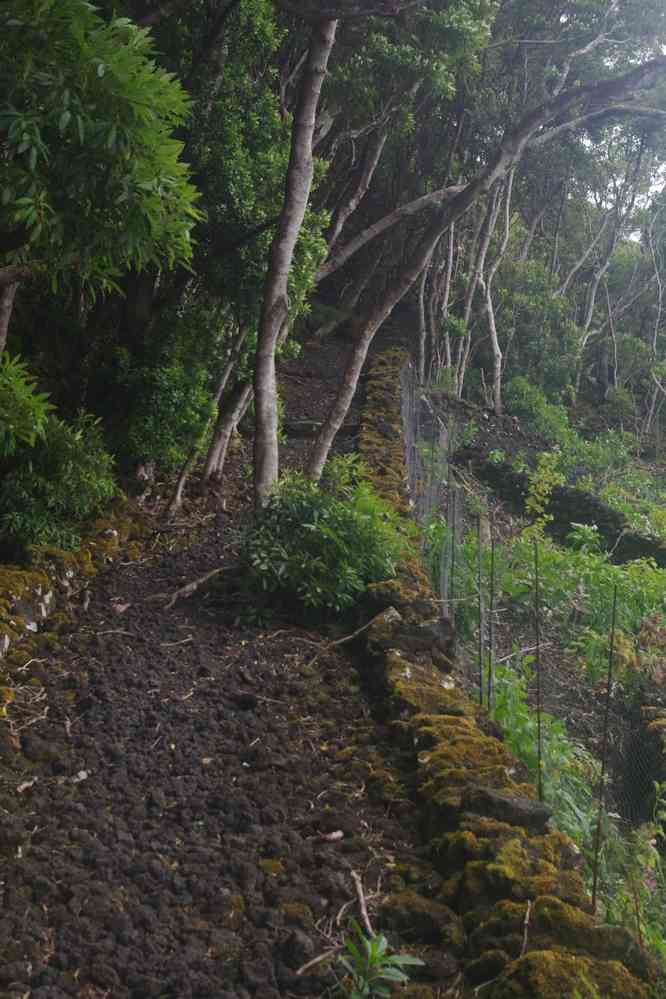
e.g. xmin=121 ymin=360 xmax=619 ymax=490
xmin=400 ymin=360 xmax=666 ymax=937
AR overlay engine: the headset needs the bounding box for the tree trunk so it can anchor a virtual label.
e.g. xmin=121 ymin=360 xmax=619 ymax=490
xmin=312 ymin=252 xmax=382 ymax=340
xmin=484 ymin=170 xmax=515 ymax=416
xmin=305 ymin=224 xmax=444 ymax=481
xmin=203 ymin=380 xmax=254 ymax=484
xmin=326 ymin=128 xmax=388 ymax=250
xmin=316 ymin=183 xmax=464 ymax=285
xmin=253 ymin=16 xmax=338 ymax=508
xmin=416 ymin=250 xmax=433 ymax=383
xmin=0 ymin=282 xmax=18 ymax=353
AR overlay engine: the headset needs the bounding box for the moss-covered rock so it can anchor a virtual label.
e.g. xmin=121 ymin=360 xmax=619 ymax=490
xmin=379 ymin=890 xmax=465 ymax=950
xmin=489 ymin=949 xmax=648 ymax=998
xmin=357 ymin=349 xmax=651 ymax=999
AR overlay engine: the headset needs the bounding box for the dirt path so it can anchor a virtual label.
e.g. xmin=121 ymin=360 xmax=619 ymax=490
xmin=0 ymin=526 xmax=446 ymax=999
xmin=0 ymin=336 xmax=461 ymax=999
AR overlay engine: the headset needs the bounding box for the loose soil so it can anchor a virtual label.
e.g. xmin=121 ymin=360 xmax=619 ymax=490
xmin=0 ymin=336 xmax=461 ymax=999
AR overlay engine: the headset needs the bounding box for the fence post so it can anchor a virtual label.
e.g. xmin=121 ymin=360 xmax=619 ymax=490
xmin=591 ymin=584 xmax=618 ymax=914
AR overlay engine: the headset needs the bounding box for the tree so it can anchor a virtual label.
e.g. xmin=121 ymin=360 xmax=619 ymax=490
xmin=0 ymin=0 xmax=201 ymax=347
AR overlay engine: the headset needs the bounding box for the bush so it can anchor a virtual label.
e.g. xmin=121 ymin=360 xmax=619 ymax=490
xmin=505 ymin=375 xmax=573 ymax=445
xmin=111 ymin=354 xmax=216 ymax=471
xmin=242 ymin=458 xmax=411 ymax=614
xmin=0 ymin=353 xmax=52 ymax=458
xmin=0 ymin=412 xmax=117 ymax=551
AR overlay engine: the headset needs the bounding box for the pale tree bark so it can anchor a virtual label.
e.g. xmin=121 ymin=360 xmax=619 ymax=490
xmin=455 ymin=185 xmax=503 ymax=397
xmin=416 ymin=248 xmax=434 ymax=383
xmin=483 ymin=170 xmax=515 ymax=416
xmin=316 ymin=184 xmax=464 ymax=284
xmin=253 ymin=16 xmax=338 ymax=507
xmin=643 ymin=207 xmax=665 ymax=436
xmin=312 ymin=251 xmax=382 ymax=339
xmin=327 ymin=128 xmax=389 ymax=250
xmin=203 ymin=380 xmax=254 ymax=484
xmin=518 ymin=205 xmax=546 ymax=262
xmin=554 ymin=211 xmax=612 ymax=297
xmin=305 ymin=225 xmax=444 ymax=481
xmin=0 ymin=283 xmax=18 ymax=353
xmin=431 ymin=223 xmax=455 ymax=374
xmin=166 ymin=328 xmax=248 ymax=513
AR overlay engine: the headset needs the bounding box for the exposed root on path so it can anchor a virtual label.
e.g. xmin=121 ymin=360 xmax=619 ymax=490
xmin=145 ymin=566 xmax=224 ymax=610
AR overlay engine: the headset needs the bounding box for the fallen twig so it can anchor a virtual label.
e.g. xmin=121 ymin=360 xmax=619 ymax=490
xmin=351 ymin=870 xmax=374 ymax=938
xmin=520 ymin=899 xmax=532 ymax=957
xmin=146 ymin=567 xmax=224 ymax=610
xmin=295 ymin=946 xmax=340 ymax=977
xmin=307 ymin=613 xmax=386 ymax=670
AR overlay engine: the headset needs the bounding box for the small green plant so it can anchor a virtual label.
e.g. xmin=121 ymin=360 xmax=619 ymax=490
xmin=242 ymin=457 xmax=412 ymax=614
xmin=566 ymin=522 xmax=602 ymax=553
xmin=461 ymin=418 xmax=479 ymax=447
xmin=337 ymin=920 xmax=424 ymax=998
xmin=524 ymin=449 xmax=565 ymax=531
xmin=488 ymin=448 xmax=506 ymax=464
xmin=511 ymin=449 xmax=529 ymax=474
xmin=0 ymin=412 xmax=117 ymax=551
xmin=0 ymin=353 xmax=53 ymax=458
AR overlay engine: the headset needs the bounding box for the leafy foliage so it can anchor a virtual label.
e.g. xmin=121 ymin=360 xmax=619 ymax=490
xmin=490 ymin=654 xmax=600 ymax=846
xmin=337 ymin=920 xmax=423 ymax=998
xmin=242 ymin=457 xmax=411 ymax=614
xmin=109 ymin=351 xmax=216 ymax=471
xmin=0 ymin=353 xmax=52 ymax=458
xmin=0 ymin=0 xmax=201 ymax=290
xmin=0 ymin=412 xmax=116 ymax=551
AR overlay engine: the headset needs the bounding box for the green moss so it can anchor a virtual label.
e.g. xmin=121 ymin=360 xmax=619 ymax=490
xmin=220 ymin=893 xmax=245 ymax=931
xmin=279 ymin=902 xmax=314 ymax=928
xmin=491 ymin=949 xmax=648 ymax=998
xmin=258 ymin=858 xmax=284 ymax=877
xmin=380 ymin=890 xmax=465 ymax=951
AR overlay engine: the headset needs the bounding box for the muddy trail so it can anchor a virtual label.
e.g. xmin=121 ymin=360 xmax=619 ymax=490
xmin=0 ymin=338 xmax=464 ymax=999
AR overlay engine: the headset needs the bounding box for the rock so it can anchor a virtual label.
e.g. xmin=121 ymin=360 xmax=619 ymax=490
xmin=460 ymin=787 xmax=551 ymax=833
xmin=281 ymin=929 xmax=315 ymax=968
xmin=379 ymin=891 xmax=465 ymax=950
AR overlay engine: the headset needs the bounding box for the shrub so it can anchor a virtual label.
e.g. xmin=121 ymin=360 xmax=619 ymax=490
xmin=505 ymin=375 xmax=573 ymax=445
xmin=111 ymin=355 xmax=215 ymax=471
xmin=0 ymin=353 xmax=52 ymax=458
xmin=0 ymin=412 xmax=117 ymax=551
xmin=242 ymin=459 xmax=411 ymax=614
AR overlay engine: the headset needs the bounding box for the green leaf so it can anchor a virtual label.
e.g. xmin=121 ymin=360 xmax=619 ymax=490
xmin=59 ymin=109 xmax=71 ymax=132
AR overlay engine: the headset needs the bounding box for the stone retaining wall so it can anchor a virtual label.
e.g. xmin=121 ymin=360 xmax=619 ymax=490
xmin=358 ymin=351 xmax=655 ymax=998
xmin=0 ymin=504 xmax=147 ymax=670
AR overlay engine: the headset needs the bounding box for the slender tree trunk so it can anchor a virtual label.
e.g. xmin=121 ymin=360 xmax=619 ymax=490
xmin=254 ymin=16 xmax=338 ymax=508
xmin=204 ymin=380 xmax=254 ymax=484
xmin=554 ymin=212 xmax=610 ymax=297
xmin=484 ymin=171 xmax=515 ymax=416
xmin=305 ymin=225 xmax=444 ymax=481
xmin=518 ymin=205 xmax=546 ymax=262
xmin=456 ymin=186 xmax=502 ymax=397
xmin=316 ymin=183 xmax=464 ymax=284
xmin=166 ymin=356 xmax=243 ymax=514
xmin=327 ymin=128 xmax=388 ymax=250
xmin=313 ymin=252 xmax=382 ymax=339
xmin=416 ymin=250 xmax=434 ymax=383
xmin=0 ymin=282 xmax=18 ymax=353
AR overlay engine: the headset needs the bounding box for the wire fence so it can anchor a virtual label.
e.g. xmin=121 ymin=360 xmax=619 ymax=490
xmin=401 ymin=360 xmax=666 ymax=941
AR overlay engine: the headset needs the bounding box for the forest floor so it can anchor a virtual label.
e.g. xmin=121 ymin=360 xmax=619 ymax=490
xmin=0 ymin=336 xmax=466 ymax=999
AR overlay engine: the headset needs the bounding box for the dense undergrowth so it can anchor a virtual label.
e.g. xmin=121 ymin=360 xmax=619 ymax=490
xmin=421 ymin=381 xmax=666 ymax=973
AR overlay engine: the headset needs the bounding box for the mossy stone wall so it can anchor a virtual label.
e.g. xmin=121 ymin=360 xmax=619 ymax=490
xmin=358 ymin=353 xmax=655 ymax=998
